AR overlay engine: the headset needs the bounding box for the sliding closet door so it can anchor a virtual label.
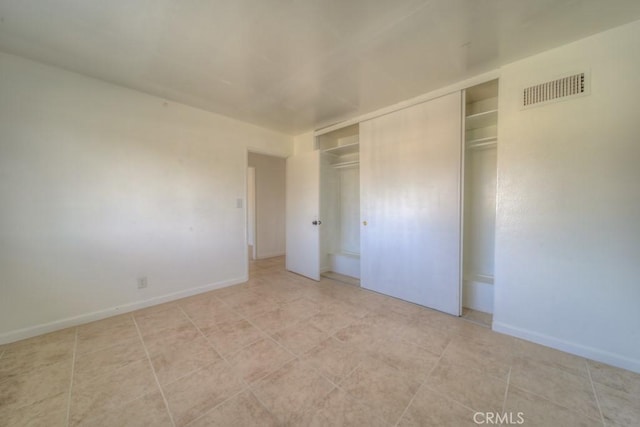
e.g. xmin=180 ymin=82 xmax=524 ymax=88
xmin=360 ymin=92 xmax=462 ymax=315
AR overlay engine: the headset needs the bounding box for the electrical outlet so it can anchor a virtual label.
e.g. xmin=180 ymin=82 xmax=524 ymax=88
xmin=137 ymin=277 xmax=148 ymax=289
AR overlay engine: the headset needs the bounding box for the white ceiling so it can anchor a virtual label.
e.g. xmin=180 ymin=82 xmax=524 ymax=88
xmin=1 ymin=0 xmax=640 ymax=135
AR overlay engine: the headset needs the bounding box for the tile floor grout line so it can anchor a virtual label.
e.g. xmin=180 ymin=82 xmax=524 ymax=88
xmin=178 ymin=304 xmax=265 ymax=404
xmin=328 ymin=386 xmax=391 ymax=427
xmin=203 ymin=295 xmax=344 ymax=423
xmin=412 ymin=325 xmax=478 ymax=413
xmin=132 ymin=315 xmax=176 ymax=427
xmin=64 ymin=328 xmax=78 ymax=427
xmin=333 ymin=363 xmax=361 ymax=389
xmin=501 ymin=376 xmax=606 ymax=424
xmin=247 ymin=354 xmax=298 ymax=387
xmin=420 ymin=383 xmax=480 ymax=415
xmin=177 ymin=304 xmax=256 ymax=375
xmin=392 ymin=337 xmax=453 ymax=427
xmin=586 ymin=360 xmax=607 ymax=427
xmin=430 ymin=340 xmax=512 ymax=384
xmin=245 ymin=359 xmax=337 ymax=426
xmin=292 ymin=335 xmax=356 ymax=391
xmin=177 ymin=306 xmax=232 ymax=365
xmin=216 ymin=333 xmax=265 ymax=363
xmin=236 ymin=319 xmax=310 ymax=424
xmin=391 ymin=370 xmax=438 ymax=425
xmin=211 ymin=294 xmax=261 ymax=329
xmin=501 ymin=366 xmax=512 ymax=413
xmin=178 ymin=304 xmax=274 ymax=421
xmin=418 ymin=335 xmax=500 ymax=418
xmin=246 ymin=381 xmax=287 ymax=423
xmin=177 ymin=303 xmax=267 ymax=392
xmin=244 ymin=386 xmax=280 ymax=424
xmin=147 ymin=355 xmax=222 ymax=392
xmin=283 ymin=381 xmax=337 ymax=424
xmin=182 ymin=387 xmax=248 ymax=427
xmin=227 ymin=301 xmax=302 ymax=363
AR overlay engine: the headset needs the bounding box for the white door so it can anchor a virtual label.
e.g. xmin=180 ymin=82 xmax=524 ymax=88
xmin=286 ymin=150 xmax=320 ymax=280
xmin=360 ymin=92 xmax=462 ymax=315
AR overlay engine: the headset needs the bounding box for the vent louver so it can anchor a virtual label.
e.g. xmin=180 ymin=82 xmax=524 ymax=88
xmin=523 ymin=72 xmax=588 ymax=108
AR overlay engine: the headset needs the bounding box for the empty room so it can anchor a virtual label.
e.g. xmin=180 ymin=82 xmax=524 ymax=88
xmin=1 ymin=1 xmax=639 ymax=426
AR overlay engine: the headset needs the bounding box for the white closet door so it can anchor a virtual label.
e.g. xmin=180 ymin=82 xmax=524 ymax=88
xmin=286 ymin=150 xmax=320 ymax=280
xmin=360 ymin=92 xmax=462 ymax=315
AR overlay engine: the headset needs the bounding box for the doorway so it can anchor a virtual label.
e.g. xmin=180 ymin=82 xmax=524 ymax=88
xmin=247 ymin=152 xmax=286 ymax=261
xmin=247 ymin=166 xmax=256 ymax=260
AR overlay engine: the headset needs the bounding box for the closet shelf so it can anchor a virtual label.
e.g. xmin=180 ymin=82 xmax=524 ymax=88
xmin=332 ymin=160 xmax=359 ymax=169
xmin=323 ymin=141 xmax=359 ymax=156
xmin=464 ymin=274 xmax=495 ymax=285
xmin=466 ymin=136 xmax=497 ymax=150
xmin=329 ymin=250 xmax=360 ymax=258
xmin=465 ymin=109 xmax=498 ymax=130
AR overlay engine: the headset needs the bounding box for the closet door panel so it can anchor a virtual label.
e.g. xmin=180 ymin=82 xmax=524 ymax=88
xmin=360 ymin=92 xmax=462 ymax=315
xmin=286 ymin=150 xmax=320 ymax=280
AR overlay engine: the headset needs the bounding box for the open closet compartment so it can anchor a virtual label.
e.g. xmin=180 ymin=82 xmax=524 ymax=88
xmin=462 ymin=79 xmax=498 ymax=319
xmin=317 ymin=124 xmax=360 ymax=281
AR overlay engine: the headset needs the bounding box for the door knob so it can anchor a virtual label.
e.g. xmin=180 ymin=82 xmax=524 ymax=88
xmin=362 ymin=220 xmax=367 ymax=226
xmin=312 ymin=220 xmax=322 ymax=225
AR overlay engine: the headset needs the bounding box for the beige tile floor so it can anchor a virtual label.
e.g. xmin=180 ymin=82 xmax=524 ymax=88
xmin=1 ymin=256 xmax=639 ymax=426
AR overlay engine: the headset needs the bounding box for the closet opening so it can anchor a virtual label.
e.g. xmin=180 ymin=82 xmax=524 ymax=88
xmin=461 ymin=79 xmax=498 ymax=327
xmin=317 ymin=124 xmax=361 ymax=286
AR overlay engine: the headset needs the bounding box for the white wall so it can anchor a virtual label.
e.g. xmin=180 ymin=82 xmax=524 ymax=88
xmin=0 ymin=52 xmax=292 ymax=342
xmin=247 ymin=153 xmax=286 ymax=259
xmin=494 ymin=20 xmax=640 ymax=373
xmin=293 ymin=131 xmax=315 ymax=155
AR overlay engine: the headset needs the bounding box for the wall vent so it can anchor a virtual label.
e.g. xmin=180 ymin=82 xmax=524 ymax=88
xmin=523 ymin=72 xmax=589 ymax=108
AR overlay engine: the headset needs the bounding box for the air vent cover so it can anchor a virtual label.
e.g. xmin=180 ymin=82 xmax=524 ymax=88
xmin=523 ymin=72 xmax=589 ymax=108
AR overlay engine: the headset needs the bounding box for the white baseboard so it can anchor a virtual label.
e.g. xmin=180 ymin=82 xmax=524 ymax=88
xmin=493 ymin=321 xmax=640 ymax=374
xmin=255 ymin=251 xmax=285 ymax=260
xmin=0 ymin=275 xmax=247 ymax=345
